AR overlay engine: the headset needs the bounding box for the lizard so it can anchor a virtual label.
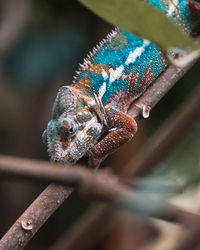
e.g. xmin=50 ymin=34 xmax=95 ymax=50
xmin=43 ymin=0 xmax=200 ymax=169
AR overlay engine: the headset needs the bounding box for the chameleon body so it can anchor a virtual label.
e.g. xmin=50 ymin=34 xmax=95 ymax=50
xmin=43 ymin=0 xmax=199 ymax=168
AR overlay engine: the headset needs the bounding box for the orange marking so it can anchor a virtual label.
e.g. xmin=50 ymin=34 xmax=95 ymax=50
xmin=75 ymin=78 xmax=92 ymax=90
xmin=139 ymin=66 xmax=153 ymax=90
xmin=87 ymin=64 xmax=111 ymax=77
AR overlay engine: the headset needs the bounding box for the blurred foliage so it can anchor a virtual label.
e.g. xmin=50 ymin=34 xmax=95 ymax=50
xmin=5 ymin=29 xmax=87 ymax=90
xmin=154 ymin=121 xmax=200 ymax=189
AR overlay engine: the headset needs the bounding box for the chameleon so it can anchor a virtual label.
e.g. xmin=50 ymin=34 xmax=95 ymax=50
xmin=43 ymin=0 xmax=200 ymax=169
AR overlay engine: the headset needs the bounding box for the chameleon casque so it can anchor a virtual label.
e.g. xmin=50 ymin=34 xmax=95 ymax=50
xmin=43 ymin=0 xmax=200 ymax=169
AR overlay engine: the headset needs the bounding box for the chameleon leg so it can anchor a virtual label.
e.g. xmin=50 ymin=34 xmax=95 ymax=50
xmin=88 ymin=108 xmax=138 ymax=169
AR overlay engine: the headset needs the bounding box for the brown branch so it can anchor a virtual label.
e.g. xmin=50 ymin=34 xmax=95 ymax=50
xmin=0 ymin=59 xmax=198 ymax=249
xmin=0 ymin=155 xmax=182 ymax=194
xmin=0 ymin=156 xmax=199 ymax=229
xmin=0 ymin=155 xmax=88 ymax=186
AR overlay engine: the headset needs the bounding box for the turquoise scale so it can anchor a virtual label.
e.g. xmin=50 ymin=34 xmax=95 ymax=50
xmin=77 ymin=29 xmax=166 ymax=105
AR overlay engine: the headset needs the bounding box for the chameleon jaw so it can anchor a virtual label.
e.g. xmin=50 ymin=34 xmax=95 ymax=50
xmin=50 ymin=116 xmax=103 ymax=164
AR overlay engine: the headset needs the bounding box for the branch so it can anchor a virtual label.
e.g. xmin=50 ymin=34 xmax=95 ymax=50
xmin=0 ymin=155 xmax=86 ymax=186
xmin=0 ymin=59 xmax=198 ymax=249
xmin=0 ymin=156 xmax=200 ymax=225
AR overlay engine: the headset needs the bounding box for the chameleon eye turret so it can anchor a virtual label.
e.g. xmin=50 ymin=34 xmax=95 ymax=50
xmin=57 ymin=123 xmax=72 ymax=139
xmin=52 ymin=86 xmax=74 ymax=120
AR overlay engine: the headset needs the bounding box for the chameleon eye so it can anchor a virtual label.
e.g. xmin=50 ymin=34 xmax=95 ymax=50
xmin=57 ymin=119 xmax=78 ymax=139
xmin=58 ymin=125 xmax=70 ymax=139
xmin=52 ymin=87 xmax=74 ymax=119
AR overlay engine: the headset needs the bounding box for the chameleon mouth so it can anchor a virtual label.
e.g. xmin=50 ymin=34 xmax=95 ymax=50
xmin=51 ymin=116 xmax=103 ymax=164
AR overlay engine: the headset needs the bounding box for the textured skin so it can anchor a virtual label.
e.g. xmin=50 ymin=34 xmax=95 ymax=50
xmin=43 ymin=0 xmax=199 ymax=169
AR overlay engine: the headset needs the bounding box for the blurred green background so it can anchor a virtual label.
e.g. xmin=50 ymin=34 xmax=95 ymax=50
xmin=0 ymin=0 xmax=199 ymax=249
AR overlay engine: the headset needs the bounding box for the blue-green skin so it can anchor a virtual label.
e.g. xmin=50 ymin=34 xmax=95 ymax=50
xmin=78 ymin=32 xmax=166 ymax=107
xmin=44 ymin=0 xmax=199 ymax=168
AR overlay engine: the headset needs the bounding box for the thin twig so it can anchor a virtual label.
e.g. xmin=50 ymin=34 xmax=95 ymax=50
xmin=0 ymin=59 xmax=198 ymax=249
xmin=0 ymin=155 xmax=86 ymax=185
xmin=0 ymin=157 xmax=199 ymax=229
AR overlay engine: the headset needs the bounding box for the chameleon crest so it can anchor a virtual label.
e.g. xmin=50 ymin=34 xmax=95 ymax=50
xmin=43 ymin=0 xmax=200 ymax=168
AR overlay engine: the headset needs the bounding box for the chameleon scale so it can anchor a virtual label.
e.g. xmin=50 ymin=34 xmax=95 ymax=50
xmin=43 ymin=0 xmax=199 ymax=169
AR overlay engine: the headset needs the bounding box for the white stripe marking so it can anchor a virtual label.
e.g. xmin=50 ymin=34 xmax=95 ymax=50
xmin=109 ymin=65 xmax=124 ymax=83
xmin=98 ymin=82 xmax=107 ymax=100
xmin=167 ymin=0 xmax=178 ymax=16
xmin=125 ymin=40 xmax=150 ymax=65
xmin=99 ymin=39 xmax=150 ymax=100
xmin=102 ymin=69 xmax=109 ymax=80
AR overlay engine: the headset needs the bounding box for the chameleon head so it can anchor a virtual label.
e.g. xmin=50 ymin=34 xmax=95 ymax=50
xmin=43 ymin=86 xmax=103 ymax=163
